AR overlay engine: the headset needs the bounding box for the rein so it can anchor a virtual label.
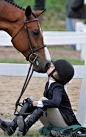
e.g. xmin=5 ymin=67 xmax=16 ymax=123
xmin=14 ymin=55 xmax=38 ymax=115
xmin=13 ymin=16 xmax=46 ymax=115
xmin=14 ymin=63 xmax=33 ymax=115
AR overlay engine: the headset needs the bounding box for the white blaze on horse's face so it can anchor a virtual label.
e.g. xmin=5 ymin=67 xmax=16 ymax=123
xmin=39 ymin=25 xmax=51 ymax=62
xmin=44 ymin=47 xmax=51 ymax=62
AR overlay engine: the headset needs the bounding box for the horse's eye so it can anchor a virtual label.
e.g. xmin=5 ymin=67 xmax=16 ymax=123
xmin=33 ymin=30 xmax=39 ymax=36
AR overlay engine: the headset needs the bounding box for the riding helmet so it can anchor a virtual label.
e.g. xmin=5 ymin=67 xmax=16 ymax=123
xmin=52 ymin=59 xmax=74 ymax=85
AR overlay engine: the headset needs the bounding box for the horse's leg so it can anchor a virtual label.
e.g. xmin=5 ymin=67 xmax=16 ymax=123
xmin=0 ymin=98 xmax=33 ymax=136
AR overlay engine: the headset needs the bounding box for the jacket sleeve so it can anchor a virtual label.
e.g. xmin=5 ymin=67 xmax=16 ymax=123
xmin=71 ymin=0 xmax=84 ymax=10
xmin=42 ymin=87 xmax=63 ymax=108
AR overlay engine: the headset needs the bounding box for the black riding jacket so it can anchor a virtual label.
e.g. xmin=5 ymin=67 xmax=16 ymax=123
xmin=42 ymin=81 xmax=79 ymax=126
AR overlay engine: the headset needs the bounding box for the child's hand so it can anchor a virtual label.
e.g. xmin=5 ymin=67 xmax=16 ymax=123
xmin=33 ymin=101 xmax=38 ymax=107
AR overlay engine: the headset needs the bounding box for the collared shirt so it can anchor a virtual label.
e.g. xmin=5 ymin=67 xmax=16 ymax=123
xmin=48 ymin=79 xmax=55 ymax=88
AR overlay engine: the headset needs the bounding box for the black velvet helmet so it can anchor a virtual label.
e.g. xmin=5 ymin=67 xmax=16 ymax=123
xmin=51 ymin=59 xmax=74 ymax=85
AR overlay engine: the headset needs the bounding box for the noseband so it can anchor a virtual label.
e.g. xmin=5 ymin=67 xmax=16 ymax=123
xmin=11 ymin=17 xmax=46 ymax=62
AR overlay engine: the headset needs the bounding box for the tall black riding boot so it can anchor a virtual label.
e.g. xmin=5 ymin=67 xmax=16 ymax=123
xmin=17 ymin=108 xmax=44 ymax=136
xmin=0 ymin=98 xmax=33 ymax=136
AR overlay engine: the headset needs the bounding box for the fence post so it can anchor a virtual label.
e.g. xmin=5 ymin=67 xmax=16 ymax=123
xmin=80 ymin=45 xmax=86 ymax=61
xmin=80 ymin=29 xmax=86 ymax=61
xmin=75 ymin=22 xmax=83 ymax=51
xmin=77 ymin=61 xmax=86 ymax=126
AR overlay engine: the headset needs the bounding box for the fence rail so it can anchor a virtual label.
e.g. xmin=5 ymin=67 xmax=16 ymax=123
xmin=43 ymin=31 xmax=86 ymax=45
xmin=0 ymin=63 xmax=84 ymax=78
xmin=0 ymin=30 xmax=86 ymax=61
xmin=0 ymin=31 xmax=86 ymax=46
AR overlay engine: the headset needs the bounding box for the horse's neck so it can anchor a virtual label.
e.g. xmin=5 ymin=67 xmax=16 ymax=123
xmin=0 ymin=1 xmax=24 ymax=36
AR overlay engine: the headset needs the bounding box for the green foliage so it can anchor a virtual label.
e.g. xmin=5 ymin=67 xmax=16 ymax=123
xmin=15 ymin=0 xmax=67 ymax=11
xmin=15 ymin=0 xmax=34 ymax=8
xmin=15 ymin=0 xmax=68 ymax=30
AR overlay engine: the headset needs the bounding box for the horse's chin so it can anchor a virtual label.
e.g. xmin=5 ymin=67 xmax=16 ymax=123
xmin=33 ymin=65 xmax=46 ymax=73
xmin=33 ymin=65 xmax=45 ymax=73
xmin=33 ymin=57 xmax=51 ymax=73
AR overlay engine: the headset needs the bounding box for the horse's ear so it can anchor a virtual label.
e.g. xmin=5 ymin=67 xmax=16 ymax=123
xmin=34 ymin=9 xmax=46 ymax=18
xmin=25 ymin=6 xmax=32 ymax=19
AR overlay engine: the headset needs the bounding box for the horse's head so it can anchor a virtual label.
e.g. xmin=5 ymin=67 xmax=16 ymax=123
xmin=12 ymin=6 xmax=51 ymax=73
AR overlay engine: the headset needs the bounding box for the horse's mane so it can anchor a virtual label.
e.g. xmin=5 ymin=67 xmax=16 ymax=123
xmin=5 ymin=0 xmax=25 ymax=11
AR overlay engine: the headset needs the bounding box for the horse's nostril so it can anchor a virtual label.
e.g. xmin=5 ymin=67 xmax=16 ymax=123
xmin=45 ymin=62 xmax=51 ymax=71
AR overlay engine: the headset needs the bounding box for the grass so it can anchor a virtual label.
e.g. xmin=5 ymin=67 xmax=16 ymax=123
xmin=15 ymin=0 xmax=68 ymax=31
xmin=52 ymin=58 xmax=84 ymax=65
xmin=0 ymin=58 xmax=28 ymax=64
xmin=0 ymin=129 xmax=46 ymax=137
xmin=0 ymin=57 xmax=84 ymax=65
xmin=27 ymin=130 xmax=46 ymax=137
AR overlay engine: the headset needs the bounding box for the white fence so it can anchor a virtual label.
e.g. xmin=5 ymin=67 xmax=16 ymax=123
xmin=0 ymin=62 xmax=86 ymax=126
xmin=0 ymin=63 xmax=84 ymax=78
xmin=77 ymin=61 xmax=86 ymax=127
xmin=0 ymin=30 xmax=86 ymax=60
xmin=0 ymin=30 xmax=86 ymax=46
xmin=0 ymin=31 xmax=12 ymax=46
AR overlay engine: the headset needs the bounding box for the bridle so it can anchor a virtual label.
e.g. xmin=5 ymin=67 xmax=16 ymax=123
xmin=11 ymin=16 xmax=46 ymax=63
xmin=12 ymin=15 xmax=47 ymax=115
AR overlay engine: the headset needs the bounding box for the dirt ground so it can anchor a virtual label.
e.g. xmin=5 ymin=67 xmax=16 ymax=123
xmin=0 ymin=46 xmax=82 ymax=130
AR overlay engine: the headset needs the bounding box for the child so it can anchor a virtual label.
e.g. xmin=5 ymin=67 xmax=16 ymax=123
xmin=0 ymin=59 xmax=79 ymax=136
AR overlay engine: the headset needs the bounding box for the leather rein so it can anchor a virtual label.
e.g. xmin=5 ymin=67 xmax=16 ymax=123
xmin=12 ymin=16 xmax=46 ymax=115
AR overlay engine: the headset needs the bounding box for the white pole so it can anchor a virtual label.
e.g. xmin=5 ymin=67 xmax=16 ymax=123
xmin=80 ymin=45 xmax=86 ymax=60
xmin=80 ymin=29 xmax=86 ymax=61
xmin=77 ymin=61 xmax=86 ymax=126
xmin=75 ymin=22 xmax=83 ymax=51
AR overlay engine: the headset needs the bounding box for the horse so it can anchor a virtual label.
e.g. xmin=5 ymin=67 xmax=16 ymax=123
xmin=0 ymin=0 xmax=51 ymax=73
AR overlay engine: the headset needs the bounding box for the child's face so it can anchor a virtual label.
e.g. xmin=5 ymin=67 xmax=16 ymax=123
xmin=47 ymin=66 xmax=55 ymax=75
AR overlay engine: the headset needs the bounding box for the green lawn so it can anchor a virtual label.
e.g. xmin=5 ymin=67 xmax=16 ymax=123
xmin=15 ymin=0 xmax=68 ymax=31
xmin=0 ymin=129 xmax=46 ymax=137
xmin=0 ymin=58 xmax=28 ymax=64
xmin=0 ymin=57 xmax=84 ymax=65
xmin=52 ymin=58 xmax=84 ymax=65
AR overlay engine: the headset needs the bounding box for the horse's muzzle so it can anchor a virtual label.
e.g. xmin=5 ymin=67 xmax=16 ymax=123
xmin=33 ymin=56 xmax=51 ymax=73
